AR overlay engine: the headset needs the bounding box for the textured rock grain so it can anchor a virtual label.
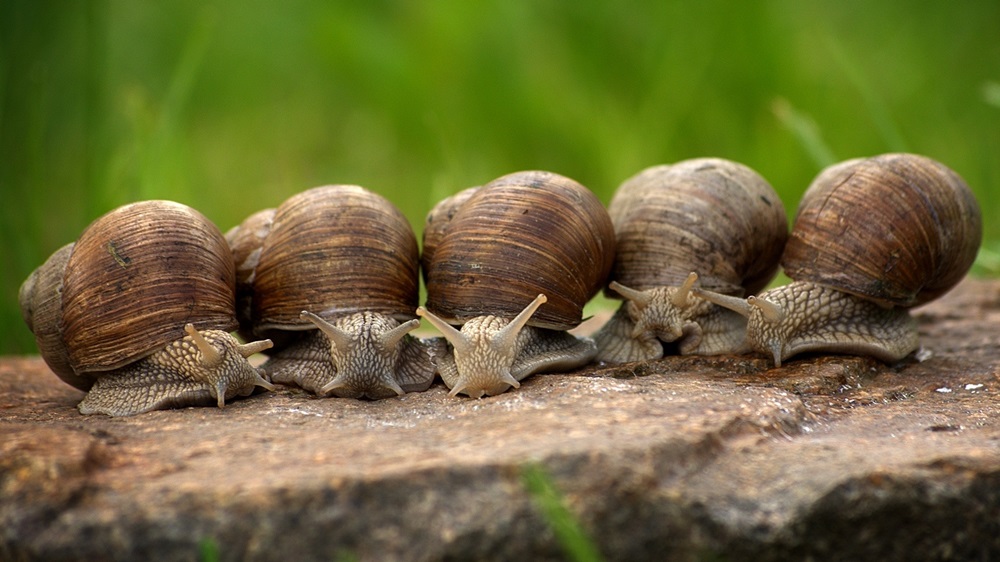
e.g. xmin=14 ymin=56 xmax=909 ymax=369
xmin=2 ymin=278 xmax=999 ymax=561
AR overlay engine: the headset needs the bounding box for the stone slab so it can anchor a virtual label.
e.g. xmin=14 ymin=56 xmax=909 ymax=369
xmin=2 ymin=279 xmax=999 ymax=561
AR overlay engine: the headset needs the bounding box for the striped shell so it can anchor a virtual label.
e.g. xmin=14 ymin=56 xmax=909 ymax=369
xmin=422 ymin=170 xmax=615 ymax=329
xmin=228 ymin=185 xmax=420 ymax=338
xmin=608 ymin=158 xmax=788 ymax=297
xmin=782 ymin=153 xmax=982 ymax=308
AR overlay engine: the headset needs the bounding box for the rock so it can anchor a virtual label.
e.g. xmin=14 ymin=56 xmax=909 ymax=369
xmin=2 ymin=278 xmax=999 ymax=561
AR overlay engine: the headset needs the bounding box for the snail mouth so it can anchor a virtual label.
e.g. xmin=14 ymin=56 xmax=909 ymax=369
xmin=448 ymin=372 xmax=521 ymax=398
xmin=631 ymin=318 xmax=683 ymax=343
xmin=660 ymin=325 xmax=685 ymax=342
xmin=321 ymin=369 xmax=406 ymax=399
xmin=450 ymin=384 xmax=485 ymax=399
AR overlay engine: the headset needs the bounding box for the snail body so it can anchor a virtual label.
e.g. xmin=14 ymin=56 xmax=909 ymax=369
xmin=418 ymin=171 xmax=616 ymax=397
xmin=19 ymin=200 xmax=274 ymax=416
xmin=697 ymin=153 xmax=982 ymax=366
xmin=593 ymin=158 xmax=788 ymax=363
xmin=227 ymin=185 xmax=434 ymax=399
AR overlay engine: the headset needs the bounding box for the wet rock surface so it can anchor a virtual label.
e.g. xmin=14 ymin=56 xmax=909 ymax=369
xmin=2 ymin=279 xmax=999 ymax=561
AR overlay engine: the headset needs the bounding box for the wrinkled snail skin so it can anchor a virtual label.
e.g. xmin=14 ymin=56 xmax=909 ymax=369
xmin=594 ymin=158 xmax=788 ymax=363
xmin=420 ymin=171 xmax=615 ymax=397
xmin=226 ymin=185 xmax=435 ymax=399
xmin=260 ymin=312 xmax=433 ymax=399
xmin=77 ymin=325 xmax=274 ymax=416
xmin=695 ymin=281 xmax=918 ymax=367
xmin=19 ymin=200 xmax=274 ymax=416
xmin=696 ymin=153 xmax=981 ymax=367
xmin=595 ymin=279 xmax=751 ymax=364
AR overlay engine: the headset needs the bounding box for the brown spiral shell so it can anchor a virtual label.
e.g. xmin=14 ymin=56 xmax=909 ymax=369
xmin=19 ymin=243 xmax=80 ymax=387
xmin=230 ymin=185 xmax=420 ymax=335
xmin=421 ymin=185 xmax=479 ymax=284
xmin=19 ymin=200 xmax=238 ymax=389
xmin=608 ymin=158 xmax=788 ymax=296
xmin=781 ymin=153 xmax=982 ymax=308
xmin=422 ymin=170 xmax=616 ymax=329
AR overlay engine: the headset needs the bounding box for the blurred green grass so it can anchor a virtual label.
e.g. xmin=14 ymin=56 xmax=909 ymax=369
xmin=2 ymin=0 xmax=998 ymax=355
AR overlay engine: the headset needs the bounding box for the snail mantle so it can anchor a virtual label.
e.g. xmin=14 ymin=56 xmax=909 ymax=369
xmin=2 ymin=278 xmax=1000 ymax=562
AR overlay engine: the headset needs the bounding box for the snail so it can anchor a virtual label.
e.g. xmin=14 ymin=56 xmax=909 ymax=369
xmin=417 ymin=170 xmax=616 ymax=398
xmin=18 ymin=200 xmax=275 ymax=417
xmin=592 ymin=158 xmax=788 ymax=363
xmin=226 ymin=185 xmax=435 ymax=399
xmin=695 ymin=153 xmax=982 ymax=366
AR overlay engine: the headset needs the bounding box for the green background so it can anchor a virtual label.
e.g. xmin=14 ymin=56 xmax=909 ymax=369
xmin=3 ymin=1 xmax=998 ymax=355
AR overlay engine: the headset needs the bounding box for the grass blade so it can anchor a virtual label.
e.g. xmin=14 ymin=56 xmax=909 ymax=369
xmin=825 ymin=35 xmax=909 ymax=153
xmin=199 ymin=537 xmax=219 ymax=562
xmin=522 ymin=463 xmax=603 ymax=562
xmin=772 ymin=97 xmax=837 ymax=169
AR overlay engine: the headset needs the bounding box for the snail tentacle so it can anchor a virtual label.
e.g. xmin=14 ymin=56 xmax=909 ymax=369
xmin=301 ymin=311 xmax=352 ymax=354
xmin=692 ymin=288 xmax=752 ymax=318
xmin=185 ymin=323 xmax=223 ymax=369
xmin=670 ymin=272 xmax=699 ymax=308
xmin=748 ymin=296 xmax=785 ymax=324
xmin=416 ymin=306 xmax=472 ymax=357
xmin=608 ymin=281 xmax=652 ymax=308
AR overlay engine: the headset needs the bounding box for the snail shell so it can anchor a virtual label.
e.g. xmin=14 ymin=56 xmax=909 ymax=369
xmin=594 ymin=158 xmax=788 ymax=363
xmin=420 ymin=185 xmax=479 ymax=285
xmin=697 ymin=153 xmax=982 ymax=366
xmin=782 ymin=154 xmax=981 ymax=308
xmin=19 ymin=200 xmax=274 ymax=416
xmin=418 ymin=170 xmax=616 ymax=397
xmin=226 ymin=185 xmax=434 ymax=399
